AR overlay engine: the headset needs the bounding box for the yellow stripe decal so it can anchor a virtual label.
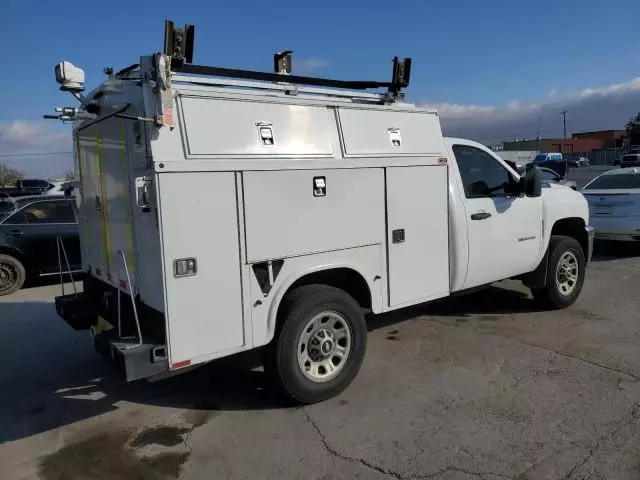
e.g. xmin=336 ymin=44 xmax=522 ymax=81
xmin=119 ymin=120 xmax=136 ymax=277
xmin=96 ymin=133 xmax=111 ymax=273
xmin=76 ymin=136 xmax=90 ymax=260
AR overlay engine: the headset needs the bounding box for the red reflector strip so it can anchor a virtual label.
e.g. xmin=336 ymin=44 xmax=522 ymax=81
xmin=171 ymin=360 xmax=191 ymax=370
xmin=438 ymin=157 xmax=448 ymax=165
xmin=119 ymin=280 xmax=127 ymax=290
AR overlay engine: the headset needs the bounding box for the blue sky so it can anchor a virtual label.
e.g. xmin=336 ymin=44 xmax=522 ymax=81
xmin=1 ymin=0 xmax=639 ymax=176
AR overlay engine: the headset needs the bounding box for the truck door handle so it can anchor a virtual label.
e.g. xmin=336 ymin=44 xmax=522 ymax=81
xmin=7 ymin=229 xmax=24 ymax=236
xmin=470 ymin=212 xmax=492 ymax=220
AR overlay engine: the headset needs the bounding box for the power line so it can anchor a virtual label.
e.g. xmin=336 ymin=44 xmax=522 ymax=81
xmin=0 ymin=151 xmax=72 ymax=158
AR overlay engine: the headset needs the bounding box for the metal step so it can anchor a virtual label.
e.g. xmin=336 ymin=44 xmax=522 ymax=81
xmin=94 ymin=331 xmax=169 ymax=382
xmin=55 ymin=292 xmax=98 ymax=331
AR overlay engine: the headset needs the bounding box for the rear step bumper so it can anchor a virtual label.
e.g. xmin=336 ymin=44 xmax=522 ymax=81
xmin=95 ymin=331 xmax=169 ymax=382
xmin=55 ymin=293 xmax=169 ymax=382
xmin=55 ymin=293 xmax=98 ymax=330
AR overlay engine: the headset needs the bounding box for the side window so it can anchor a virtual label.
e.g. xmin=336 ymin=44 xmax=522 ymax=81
xmin=453 ymin=145 xmax=514 ymax=199
xmin=22 ymin=201 xmax=76 ymax=224
xmin=3 ymin=211 xmax=28 ymax=225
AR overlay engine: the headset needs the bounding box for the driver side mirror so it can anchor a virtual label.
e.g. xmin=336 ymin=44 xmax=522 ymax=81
xmin=524 ymin=163 xmax=542 ymax=197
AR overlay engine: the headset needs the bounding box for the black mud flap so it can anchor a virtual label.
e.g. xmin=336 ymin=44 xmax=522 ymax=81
xmin=55 ymin=293 xmax=99 ymax=331
xmin=521 ymin=249 xmax=550 ymax=289
xmin=94 ymin=330 xmax=169 ymax=382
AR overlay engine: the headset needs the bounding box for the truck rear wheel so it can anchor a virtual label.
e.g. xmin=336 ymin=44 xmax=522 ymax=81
xmin=267 ymin=284 xmax=367 ymax=404
xmin=0 ymin=254 xmax=26 ymax=296
xmin=532 ymin=235 xmax=585 ymax=309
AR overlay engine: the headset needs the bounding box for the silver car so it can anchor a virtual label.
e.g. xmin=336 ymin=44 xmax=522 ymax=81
xmin=581 ymin=167 xmax=640 ymax=241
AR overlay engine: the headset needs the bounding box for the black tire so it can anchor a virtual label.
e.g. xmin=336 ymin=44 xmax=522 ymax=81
xmin=532 ymin=235 xmax=585 ymax=309
xmin=0 ymin=254 xmax=26 ymax=296
xmin=266 ymin=284 xmax=367 ymax=404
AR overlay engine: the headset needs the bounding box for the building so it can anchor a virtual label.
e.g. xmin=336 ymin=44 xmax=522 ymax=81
xmin=572 ymin=129 xmax=626 ymax=148
xmin=502 ymin=138 xmax=603 ymax=155
xmin=503 ymin=129 xmax=627 ymax=155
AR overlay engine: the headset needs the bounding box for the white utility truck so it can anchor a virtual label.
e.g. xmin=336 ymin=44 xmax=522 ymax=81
xmin=50 ymin=21 xmax=594 ymax=404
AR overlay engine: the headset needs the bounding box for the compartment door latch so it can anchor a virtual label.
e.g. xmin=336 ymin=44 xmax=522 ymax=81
xmin=135 ymin=176 xmax=153 ymax=210
xmin=313 ymin=176 xmax=326 ymax=197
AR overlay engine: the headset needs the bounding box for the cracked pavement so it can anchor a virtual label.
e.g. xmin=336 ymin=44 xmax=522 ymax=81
xmin=1 ymin=241 xmax=640 ymax=480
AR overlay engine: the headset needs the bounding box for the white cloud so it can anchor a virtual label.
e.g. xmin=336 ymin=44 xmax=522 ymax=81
xmin=547 ymin=88 xmax=558 ymax=98
xmin=296 ymin=57 xmax=329 ymax=74
xmin=421 ymin=76 xmax=640 ymax=143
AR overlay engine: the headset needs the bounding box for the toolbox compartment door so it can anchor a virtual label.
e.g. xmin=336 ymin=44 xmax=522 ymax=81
xmin=242 ymin=168 xmax=385 ymax=263
xmin=338 ymin=108 xmax=445 ymax=158
xmin=157 ymin=172 xmax=245 ymax=365
xmin=386 ymin=165 xmax=450 ymax=307
xmin=179 ymin=96 xmax=334 ymax=158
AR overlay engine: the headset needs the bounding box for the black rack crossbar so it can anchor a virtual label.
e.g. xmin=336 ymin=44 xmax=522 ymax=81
xmin=173 ymin=63 xmax=406 ymax=92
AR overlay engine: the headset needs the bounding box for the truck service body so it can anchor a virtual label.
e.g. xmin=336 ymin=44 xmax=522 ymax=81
xmin=52 ymin=22 xmax=593 ymax=403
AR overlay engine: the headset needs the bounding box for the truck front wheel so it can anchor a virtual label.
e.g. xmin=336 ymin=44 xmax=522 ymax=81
xmin=532 ymin=235 xmax=586 ymax=309
xmin=267 ymin=284 xmax=367 ymax=404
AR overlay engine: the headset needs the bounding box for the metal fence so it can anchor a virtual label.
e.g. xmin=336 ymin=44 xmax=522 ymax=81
xmin=572 ymin=148 xmax=629 ymax=166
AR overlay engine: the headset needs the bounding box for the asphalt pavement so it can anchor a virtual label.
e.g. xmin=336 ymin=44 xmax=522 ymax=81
xmin=2 ymin=238 xmax=640 ymax=480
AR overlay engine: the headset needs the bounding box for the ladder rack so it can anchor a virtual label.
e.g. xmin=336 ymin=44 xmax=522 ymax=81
xmin=170 ymin=74 xmax=394 ymax=103
xmin=163 ymin=19 xmax=412 ymax=101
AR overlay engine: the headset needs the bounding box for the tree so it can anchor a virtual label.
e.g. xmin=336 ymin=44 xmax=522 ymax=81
xmin=0 ymin=164 xmax=24 ymax=187
xmin=625 ymin=113 xmax=640 ymax=146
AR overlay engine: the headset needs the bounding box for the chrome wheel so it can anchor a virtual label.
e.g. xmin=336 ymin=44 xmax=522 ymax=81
xmin=0 ymin=263 xmax=17 ymax=294
xmin=555 ymin=251 xmax=579 ymax=296
xmin=297 ymin=311 xmax=352 ymax=383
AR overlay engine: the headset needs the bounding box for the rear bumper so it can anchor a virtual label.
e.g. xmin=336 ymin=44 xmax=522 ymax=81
xmin=586 ymin=225 xmax=595 ymax=263
xmin=55 ymin=290 xmax=169 ymax=381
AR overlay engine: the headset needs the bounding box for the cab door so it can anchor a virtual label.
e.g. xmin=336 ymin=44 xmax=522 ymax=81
xmin=448 ymin=142 xmax=543 ymax=289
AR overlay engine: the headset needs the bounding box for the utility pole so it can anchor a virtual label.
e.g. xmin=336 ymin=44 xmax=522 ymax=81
xmin=560 ymin=110 xmax=568 ymax=139
xmin=537 ymin=115 xmax=541 ymax=152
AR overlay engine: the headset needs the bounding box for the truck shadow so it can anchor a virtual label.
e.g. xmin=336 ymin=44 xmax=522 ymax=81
xmin=367 ymin=283 xmax=535 ymax=332
xmin=0 ymin=299 xmax=289 ymax=445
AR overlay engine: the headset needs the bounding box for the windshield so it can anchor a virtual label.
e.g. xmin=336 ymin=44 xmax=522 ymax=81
xmin=533 ymin=154 xmax=547 ymax=163
xmin=584 ymin=173 xmax=640 ymax=190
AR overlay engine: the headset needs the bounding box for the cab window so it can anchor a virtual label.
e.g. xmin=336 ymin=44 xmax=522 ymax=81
xmin=453 ymin=145 xmax=515 ymax=199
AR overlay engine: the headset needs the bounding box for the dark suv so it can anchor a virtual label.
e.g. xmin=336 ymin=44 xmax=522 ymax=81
xmin=620 ymin=149 xmax=640 ymax=168
xmin=0 ymin=196 xmax=81 ymax=295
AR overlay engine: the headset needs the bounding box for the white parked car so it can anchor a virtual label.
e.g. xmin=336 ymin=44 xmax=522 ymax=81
xmin=43 ymin=180 xmax=78 ymax=196
xmin=582 ymin=167 xmax=640 ymax=241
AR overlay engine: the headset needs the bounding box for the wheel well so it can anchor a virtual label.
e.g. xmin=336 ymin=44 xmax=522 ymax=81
xmin=0 ymin=247 xmax=27 ymax=267
xmin=286 ymin=268 xmax=372 ymax=310
xmin=551 ymin=218 xmax=588 ymax=255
